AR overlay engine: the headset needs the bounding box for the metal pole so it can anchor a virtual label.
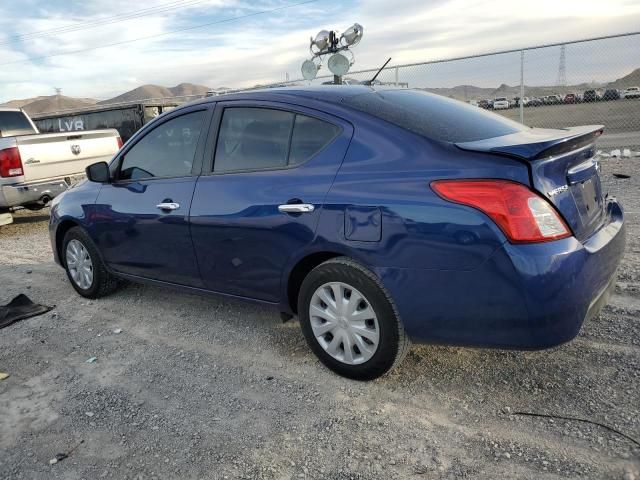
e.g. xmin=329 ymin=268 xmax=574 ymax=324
xmin=519 ymin=50 xmax=524 ymax=124
xmin=395 ymin=66 xmax=399 ymax=86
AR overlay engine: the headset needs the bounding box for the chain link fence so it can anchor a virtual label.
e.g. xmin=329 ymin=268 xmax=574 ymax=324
xmin=281 ymin=31 xmax=640 ymax=152
xmin=32 ymin=31 xmax=640 ymax=152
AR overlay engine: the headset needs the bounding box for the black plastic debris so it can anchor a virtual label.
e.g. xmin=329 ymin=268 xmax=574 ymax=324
xmin=0 ymin=294 xmax=53 ymax=330
xmin=613 ymin=173 xmax=631 ymax=179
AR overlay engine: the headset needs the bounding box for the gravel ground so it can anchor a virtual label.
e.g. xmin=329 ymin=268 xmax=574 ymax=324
xmin=0 ymin=157 xmax=639 ymax=480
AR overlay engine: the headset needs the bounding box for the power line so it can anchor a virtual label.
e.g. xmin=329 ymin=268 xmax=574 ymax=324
xmin=0 ymin=0 xmax=319 ymax=67
xmin=0 ymin=0 xmax=209 ymax=47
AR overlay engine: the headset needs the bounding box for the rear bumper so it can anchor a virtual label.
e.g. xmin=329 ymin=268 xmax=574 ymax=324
xmin=376 ymin=198 xmax=625 ymax=349
xmin=0 ymin=175 xmax=83 ymax=209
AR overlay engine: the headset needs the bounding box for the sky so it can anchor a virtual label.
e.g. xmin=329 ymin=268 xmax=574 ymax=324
xmin=1 ymin=0 xmax=640 ymax=102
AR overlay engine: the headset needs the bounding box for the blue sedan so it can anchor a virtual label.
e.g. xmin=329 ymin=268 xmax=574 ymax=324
xmin=49 ymin=86 xmax=625 ymax=380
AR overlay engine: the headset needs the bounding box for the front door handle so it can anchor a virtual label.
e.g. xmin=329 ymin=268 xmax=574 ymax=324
xmin=156 ymin=202 xmax=180 ymax=211
xmin=278 ymin=203 xmax=315 ymax=214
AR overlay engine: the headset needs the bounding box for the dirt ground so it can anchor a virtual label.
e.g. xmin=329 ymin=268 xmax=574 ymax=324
xmin=0 ymin=157 xmax=639 ymax=480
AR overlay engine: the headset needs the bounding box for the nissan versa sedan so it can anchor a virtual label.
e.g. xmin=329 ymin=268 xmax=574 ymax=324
xmin=49 ymin=86 xmax=625 ymax=380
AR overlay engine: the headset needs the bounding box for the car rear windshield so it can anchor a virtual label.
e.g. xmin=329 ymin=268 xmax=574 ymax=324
xmin=0 ymin=111 xmax=36 ymax=137
xmin=341 ymin=90 xmax=525 ymax=143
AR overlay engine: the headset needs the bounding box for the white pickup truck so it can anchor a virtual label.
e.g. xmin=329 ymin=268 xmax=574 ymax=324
xmin=0 ymin=108 xmax=121 ymax=225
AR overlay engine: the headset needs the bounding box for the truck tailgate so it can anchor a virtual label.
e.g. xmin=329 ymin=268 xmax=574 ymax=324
xmin=16 ymin=130 xmax=120 ymax=182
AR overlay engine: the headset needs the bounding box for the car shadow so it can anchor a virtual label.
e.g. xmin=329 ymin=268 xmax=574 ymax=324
xmin=12 ymin=214 xmax=49 ymax=224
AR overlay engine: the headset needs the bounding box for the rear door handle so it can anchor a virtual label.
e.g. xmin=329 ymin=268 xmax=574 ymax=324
xmin=156 ymin=202 xmax=180 ymax=211
xmin=278 ymin=203 xmax=315 ymax=213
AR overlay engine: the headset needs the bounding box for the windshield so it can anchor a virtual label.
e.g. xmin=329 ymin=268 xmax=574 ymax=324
xmin=342 ymin=89 xmax=526 ymax=143
xmin=0 ymin=111 xmax=36 ymax=137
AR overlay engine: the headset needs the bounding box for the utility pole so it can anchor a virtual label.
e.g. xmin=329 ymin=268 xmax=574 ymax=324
xmin=556 ymin=45 xmax=567 ymax=87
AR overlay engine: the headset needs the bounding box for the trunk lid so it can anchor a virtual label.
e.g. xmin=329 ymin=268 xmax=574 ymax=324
xmin=456 ymin=125 xmax=606 ymax=241
xmin=15 ymin=130 xmax=120 ymax=182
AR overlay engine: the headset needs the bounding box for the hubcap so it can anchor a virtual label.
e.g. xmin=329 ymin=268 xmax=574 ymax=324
xmin=65 ymin=239 xmax=93 ymax=290
xmin=309 ymin=282 xmax=380 ymax=365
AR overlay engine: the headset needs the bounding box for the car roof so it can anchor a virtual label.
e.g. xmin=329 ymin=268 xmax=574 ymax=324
xmin=185 ymin=85 xmax=385 ymax=109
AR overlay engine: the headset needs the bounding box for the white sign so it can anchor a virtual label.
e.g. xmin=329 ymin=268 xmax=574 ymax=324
xmin=58 ymin=118 xmax=85 ymax=132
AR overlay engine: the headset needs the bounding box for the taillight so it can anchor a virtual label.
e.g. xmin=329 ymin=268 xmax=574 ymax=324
xmin=0 ymin=147 xmax=23 ymax=177
xmin=116 ymin=137 xmax=123 ymax=149
xmin=431 ymin=179 xmax=571 ymax=243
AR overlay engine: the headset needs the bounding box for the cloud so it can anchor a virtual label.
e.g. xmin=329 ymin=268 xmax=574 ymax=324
xmin=1 ymin=0 xmax=640 ymax=102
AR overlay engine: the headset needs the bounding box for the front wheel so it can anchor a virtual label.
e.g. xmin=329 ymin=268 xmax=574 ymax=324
xmin=298 ymin=257 xmax=410 ymax=380
xmin=62 ymin=227 xmax=120 ymax=298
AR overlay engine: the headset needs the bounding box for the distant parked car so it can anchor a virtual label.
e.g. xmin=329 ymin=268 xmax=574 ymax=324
xmin=583 ymin=90 xmax=602 ymax=102
xmin=492 ymin=97 xmax=510 ymax=110
xmin=477 ymin=99 xmax=490 ymax=109
xmin=542 ymin=95 xmax=563 ymax=105
xmin=602 ymin=89 xmax=620 ymax=101
xmin=528 ymin=97 xmax=543 ymax=107
xmin=622 ymin=86 xmax=640 ymax=99
xmin=564 ymin=93 xmax=578 ymax=104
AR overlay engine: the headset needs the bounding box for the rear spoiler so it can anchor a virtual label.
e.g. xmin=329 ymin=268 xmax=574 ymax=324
xmin=456 ymin=125 xmax=604 ymax=161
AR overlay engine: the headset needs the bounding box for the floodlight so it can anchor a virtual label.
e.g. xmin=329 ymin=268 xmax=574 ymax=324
xmin=301 ymin=59 xmax=318 ymax=80
xmin=327 ymin=53 xmax=350 ymax=76
xmin=341 ymin=23 xmax=363 ymax=47
xmin=311 ymin=30 xmax=330 ymax=52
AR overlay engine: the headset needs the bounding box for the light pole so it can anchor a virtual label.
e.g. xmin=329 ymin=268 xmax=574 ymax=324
xmin=300 ymin=23 xmax=364 ymax=84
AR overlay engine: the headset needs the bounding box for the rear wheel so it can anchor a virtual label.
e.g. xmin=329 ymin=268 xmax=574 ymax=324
xmin=298 ymin=257 xmax=409 ymax=380
xmin=62 ymin=227 xmax=120 ymax=298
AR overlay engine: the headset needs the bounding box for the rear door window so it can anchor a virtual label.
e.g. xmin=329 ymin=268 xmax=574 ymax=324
xmin=214 ymin=107 xmax=340 ymax=172
xmin=214 ymin=108 xmax=293 ymax=172
xmin=342 ymin=90 xmax=526 ymax=143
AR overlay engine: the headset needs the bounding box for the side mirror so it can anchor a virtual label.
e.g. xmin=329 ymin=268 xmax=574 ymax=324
xmin=86 ymin=162 xmax=110 ymax=183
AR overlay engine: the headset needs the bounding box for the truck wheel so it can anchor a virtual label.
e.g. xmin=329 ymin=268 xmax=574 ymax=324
xmin=298 ymin=257 xmax=410 ymax=380
xmin=62 ymin=227 xmax=120 ymax=298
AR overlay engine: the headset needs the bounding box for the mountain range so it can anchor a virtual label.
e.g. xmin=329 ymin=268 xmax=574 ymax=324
xmin=2 ymin=68 xmax=639 ymax=116
xmin=1 ymin=83 xmax=212 ymax=116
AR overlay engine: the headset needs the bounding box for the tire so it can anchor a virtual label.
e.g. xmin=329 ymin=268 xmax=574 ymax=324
xmin=62 ymin=227 xmax=120 ymax=298
xmin=298 ymin=257 xmax=410 ymax=380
